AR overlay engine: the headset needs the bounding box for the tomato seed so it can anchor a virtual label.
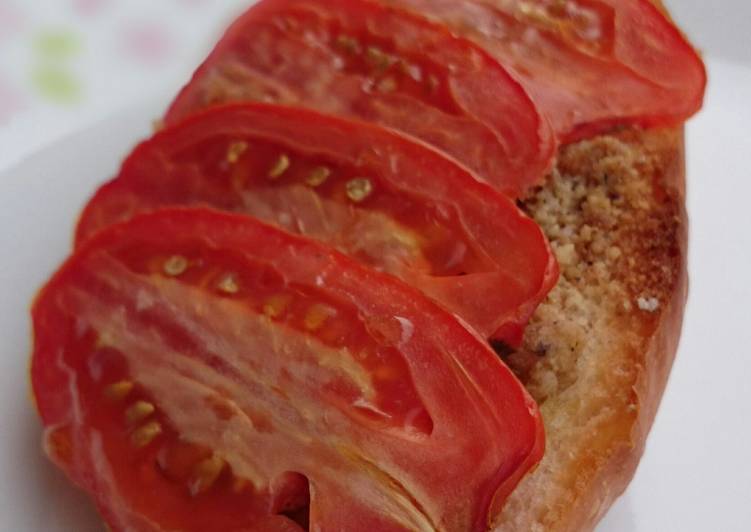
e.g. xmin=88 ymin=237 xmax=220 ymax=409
xmin=346 ymin=178 xmax=373 ymax=202
xmin=125 ymin=401 xmax=155 ymax=425
xmin=335 ymin=34 xmax=361 ymax=54
xmin=263 ymin=294 xmax=291 ymax=319
xmin=268 ymin=154 xmax=291 ymax=179
xmin=518 ymin=2 xmax=552 ymax=26
xmin=217 ymin=274 xmax=239 ymax=294
xmin=304 ymin=303 xmax=337 ymax=331
xmin=157 ymin=441 xmax=212 ymax=481
xmin=306 ymin=166 xmax=331 ymax=187
xmin=163 ymin=255 xmax=189 ymax=276
xmin=377 ymin=77 xmax=397 ymax=93
xmin=205 ymin=394 xmax=236 ymax=421
xmin=189 ymin=455 xmax=225 ymax=496
xmin=399 ymin=61 xmax=423 ymax=82
xmin=366 ymin=46 xmax=395 ymax=72
xmin=226 ymin=141 xmax=248 ymax=164
xmin=44 ymin=425 xmax=73 ymax=466
xmin=104 ymin=380 xmax=134 ymax=401
xmin=131 ymin=421 xmax=162 ymax=448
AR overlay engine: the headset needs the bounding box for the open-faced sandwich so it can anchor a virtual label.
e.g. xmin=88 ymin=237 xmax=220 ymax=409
xmin=29 ymin=1 xmax=705 ymax=530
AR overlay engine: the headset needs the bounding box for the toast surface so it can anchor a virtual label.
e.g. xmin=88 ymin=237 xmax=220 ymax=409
xmin=493 ymin=127 xmax=687 ymax=531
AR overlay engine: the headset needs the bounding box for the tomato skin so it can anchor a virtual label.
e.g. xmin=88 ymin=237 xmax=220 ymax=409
xmin=386 ymin=0 xmax=706 ymax=141
xmin=165 ymin=0 xmax=555 ymax=197
xmin=76 ymin=103 xmax=558 ymax=345
xmin=33 ymin=208 xmax=544 ymax=532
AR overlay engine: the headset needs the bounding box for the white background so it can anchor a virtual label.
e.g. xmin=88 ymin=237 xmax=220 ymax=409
xmin=1 ymin=1 xmax=750 ymax=531
xmin=598 ymin=1 xmax=751 ymax=530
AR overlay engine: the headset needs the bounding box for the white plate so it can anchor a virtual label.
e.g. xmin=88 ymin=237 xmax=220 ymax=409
xmin=2 ymin=10 xmax=751 ymax=532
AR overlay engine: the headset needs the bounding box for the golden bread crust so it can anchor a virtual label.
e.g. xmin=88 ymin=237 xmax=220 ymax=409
xmin=492 ymin=127 xmax=687 ymax=532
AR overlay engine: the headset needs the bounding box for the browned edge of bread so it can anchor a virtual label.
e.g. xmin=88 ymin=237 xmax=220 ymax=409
xmin=492 ymin=127 xmax=687 ymax=532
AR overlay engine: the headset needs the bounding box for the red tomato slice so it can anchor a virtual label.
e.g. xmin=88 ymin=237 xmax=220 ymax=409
xmin=164 ymin=0 xmax=554 ymax=197
xmin=76 ymin=104 xmax=558 ymax=345
xmin=386 ymin=0 xmax=706 ymax=141
xmin=32 ymin=208 xmax=544 ymax=532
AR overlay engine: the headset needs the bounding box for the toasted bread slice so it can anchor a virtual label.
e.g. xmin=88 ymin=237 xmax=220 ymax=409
xmin=493 ymin=127 xmax=687 ymax=531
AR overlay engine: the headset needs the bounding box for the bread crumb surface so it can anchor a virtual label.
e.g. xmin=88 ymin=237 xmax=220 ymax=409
xmin=494 ymin=130 xmax=683 ymax=531
xmin=637 ymin=296 xmax=660 ymax=312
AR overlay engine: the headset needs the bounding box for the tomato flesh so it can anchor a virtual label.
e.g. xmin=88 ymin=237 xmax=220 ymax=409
xmin=386 ymin=0 xmax=706 ymax=141
xmin=77 ymin=104 xmax=558 ymax=345
xmin=34 ymin=209 xmax=544 ymax=531
xmin=165 ymin=0 xmax=555 ymax=196
xmin=44 ymin=341 xmax=278 ymax=531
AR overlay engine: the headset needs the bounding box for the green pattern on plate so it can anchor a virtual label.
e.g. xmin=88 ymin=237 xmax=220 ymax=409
xmin=33 ymin=30 xmax=81 ymax=60
xmin=31 ymin=66 xmax=82 ymax=103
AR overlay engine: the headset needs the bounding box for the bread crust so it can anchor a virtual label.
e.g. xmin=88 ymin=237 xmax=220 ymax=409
xmin=556 ymin=130 xmax=687 ymax=532
xmin=492 ymin=127 xmax=687 ymax=532
xmin=491 ymin=0 xmax=695 ymax=525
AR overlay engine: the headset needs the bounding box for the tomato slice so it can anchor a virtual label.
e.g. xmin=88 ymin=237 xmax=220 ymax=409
xmin=164 ymin=0 xmax=554 ymax=196
xmin=32 ymin=208 xmax=544 ymax=532
xmin=386 ymin=0 xmax=706 ymax=141
xmin=76 ymin=104 xmax=558 ymax=345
